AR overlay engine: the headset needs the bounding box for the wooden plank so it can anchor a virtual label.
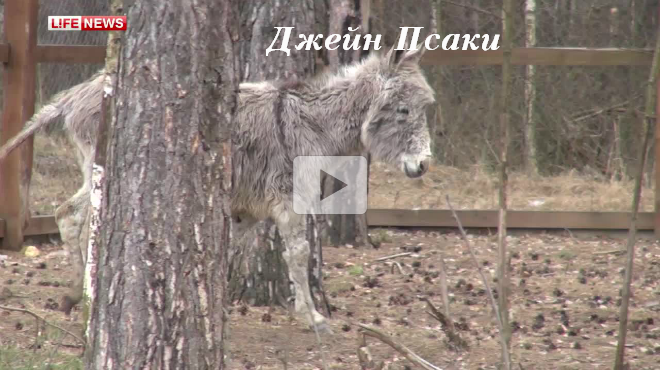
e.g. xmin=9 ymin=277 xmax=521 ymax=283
xmin=36 ymin=45 xmax=106 ymax=64
xmin=13 ymin=45 xmax=659 ymax=67
xmin=25 ymin=46 xmax=659 ymax=67
xmin=367 ymin=209 xmax=655 ymax=230
xmin=2 ymin=210 xmax=656 ymax=239
xmin=0 ymin=0 xmax=38 ymax=250
xmin=0 ymin=216 xmax=59 ymax=237
xmin=422 ymin=47 xmax=654 ymax=66
xmin=22 ymin=215 xmax=59 ymax=236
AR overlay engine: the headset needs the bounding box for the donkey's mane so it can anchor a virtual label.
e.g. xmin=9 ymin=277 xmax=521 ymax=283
xmin=274 ymin=49 xmax=427 ymax=97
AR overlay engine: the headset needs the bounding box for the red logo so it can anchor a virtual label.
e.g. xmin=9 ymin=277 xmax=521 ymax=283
xmin=48 ymin=16 xmax=126 ymax=31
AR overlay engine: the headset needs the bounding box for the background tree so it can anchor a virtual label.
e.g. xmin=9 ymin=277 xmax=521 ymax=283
xmin=228 ymin=0 xmax=330 ymax=316
xmin=321 ymin=0 xmax=373 ymax=248
xmin=524 ymin=0 xmax=539 ymax=175
xmin=84 ymin=1 xmax=239 ymax=368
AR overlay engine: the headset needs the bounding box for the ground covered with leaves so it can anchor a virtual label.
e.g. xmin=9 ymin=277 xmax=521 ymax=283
xmin=1 ymin=229 xmax=659 ymax=369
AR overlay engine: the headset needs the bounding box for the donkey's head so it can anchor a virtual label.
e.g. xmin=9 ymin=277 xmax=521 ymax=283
xmin=361 ymin=44 xmax=435 ymax=178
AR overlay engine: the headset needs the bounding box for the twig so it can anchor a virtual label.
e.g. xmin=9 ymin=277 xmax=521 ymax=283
xmin=441 ymin=0 xmax=501 ymax=18
xmin=571 ymin=95 xmax=641 ymax=123
xmin=614 ymin=15 xmax=660 ymax=369
xmin=446 ymin=195 xmax=511 ymax=368
xmin=0 ymin=305 xmax=84 ymax=345
xmin=389 ymin=261 xmax=406 ymax=275
xmin=373 ymin=252 xmax=413 ymax=262
xmin=423 ymin=298 xmax=468 ymax=351
xmin=595 ymin=249 xmax=625 ymax=256
xmin=357 ymin=323 xmax=441 ymax=370
xmin=45 ymin=328 xmax=69 ymax=369
xmin=423 ymin=298 xmax=453 ymax=333
xmin=437 ymin=253 xmax=451 ymax=317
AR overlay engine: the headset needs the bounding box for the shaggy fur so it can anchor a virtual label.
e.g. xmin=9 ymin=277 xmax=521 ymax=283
xmin=0 ymin=45 xmax=436 ymax=331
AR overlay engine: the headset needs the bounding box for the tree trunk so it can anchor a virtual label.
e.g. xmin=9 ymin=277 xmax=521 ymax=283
xmin=84 ymin=1 xmax=239 ymax=369
xmin=524 ymin=0 xmax=539 ymax=175
xmin=323 ymin=0 xmax=373 ymax=248
xmin=498 ymin=0 xmax=514 ymax=369
xmin=228 ymin=0 xmax=329 ymax=313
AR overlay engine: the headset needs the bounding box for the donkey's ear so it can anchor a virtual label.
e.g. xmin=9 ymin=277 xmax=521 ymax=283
xmin=383 ymin=45 xmax=398 ymax=67
xmin=397 ymin=43 xmax=427 ymax=66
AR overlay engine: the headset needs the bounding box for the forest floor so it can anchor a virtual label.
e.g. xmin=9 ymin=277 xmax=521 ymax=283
xmin=1 ymin=228 xmax=659 ymax=369
xmin=1 ymin=137 xmax=659 ymax=369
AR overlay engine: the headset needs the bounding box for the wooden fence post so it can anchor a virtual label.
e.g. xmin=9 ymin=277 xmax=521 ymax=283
xmin=656 ymin=48 xmax=660 ymax=240
xmin=656 ymin=4 xmax=660 ymax=240
xmin=0 ymin=0 xmax=38 ymax=250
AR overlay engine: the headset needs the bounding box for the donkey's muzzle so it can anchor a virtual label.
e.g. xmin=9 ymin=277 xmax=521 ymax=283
xmin=404 ymin=157 xmax=430 ymax=178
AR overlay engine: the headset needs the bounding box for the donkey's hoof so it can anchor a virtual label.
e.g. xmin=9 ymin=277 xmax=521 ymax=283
xmin=310 ymin=320 xmax=334 ymax=335
xmin=59 ymin=296 xmax=77 ymax=316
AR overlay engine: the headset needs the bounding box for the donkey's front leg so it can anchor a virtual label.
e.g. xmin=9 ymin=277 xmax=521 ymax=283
xmin=276 ymin=215 xmax=331 ymax=333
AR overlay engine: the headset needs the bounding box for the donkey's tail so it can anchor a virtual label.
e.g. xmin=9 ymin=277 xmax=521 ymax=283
xmin=0 ymin=102 xmax=63 ymax=161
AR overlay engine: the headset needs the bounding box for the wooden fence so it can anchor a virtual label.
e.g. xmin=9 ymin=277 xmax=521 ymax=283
xmin=0 ymin=0 xmax=659 ymax=249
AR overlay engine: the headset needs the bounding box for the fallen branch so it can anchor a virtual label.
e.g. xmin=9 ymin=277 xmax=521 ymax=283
xmin=446 ymin=195 xmax=511 ymax=368
xmin=0 ymin=305 xmax=85 ymax=345
xmin=357 ymin=331 xmax=383 ymax=369
xmin=373 ymin=252 xmax=413 ymax=262
xmin=423 ymin=298 xmax=468 ymax=351
xmin=357 ymin=323 xmax=441 ymax=370
xmin=595 ymin=249 xmax=625 ymax=256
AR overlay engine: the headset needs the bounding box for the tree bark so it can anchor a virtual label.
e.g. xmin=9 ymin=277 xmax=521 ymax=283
xmin=323 ymin=0 xmax=373 ymax=248
xmin=82 ymin=0 xmax=123 ymax=338
xmin=497 ymin=0 xmax=513 ymax=369
xmin=228 ymin=0 xmax=328 ymax=312
xmin=84 ymin=1 xmax=239 ymax=369
xmin=524 ymin=0 xmax=539 ymax=175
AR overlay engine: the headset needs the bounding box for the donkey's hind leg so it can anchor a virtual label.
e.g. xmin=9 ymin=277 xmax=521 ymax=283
xmin=55 ymin=182 xmax=91 ymax=315
xmin=274 ymin=208 xmax=331 ymax=333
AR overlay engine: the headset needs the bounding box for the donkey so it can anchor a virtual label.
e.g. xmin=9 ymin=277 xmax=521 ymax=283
xmin=0 ymin=44 xmax=435 ymax=332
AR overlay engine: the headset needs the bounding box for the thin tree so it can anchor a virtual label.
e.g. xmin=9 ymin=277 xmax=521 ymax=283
xmin=523 ymin=0 xmax=539 ymax=175
xmin=613 ymin=17 xmax=660 ymax=370
xmin=497 ymin=0 xmax=514 ymax=369
xmin=84 ymin=1 xmax=239 ymax=369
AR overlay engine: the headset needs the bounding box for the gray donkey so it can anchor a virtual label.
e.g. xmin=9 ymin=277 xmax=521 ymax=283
xmin=0 ymin=45 xmax=435 ymax=332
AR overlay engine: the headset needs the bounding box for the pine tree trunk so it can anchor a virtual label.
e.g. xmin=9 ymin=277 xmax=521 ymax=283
xmin=84 ymin=1 xmax=239 ymax=369
xmin=228 ymin=0 xmax=328 ymax=312
xmin=323 ymin=0 xmax=373 ymax=248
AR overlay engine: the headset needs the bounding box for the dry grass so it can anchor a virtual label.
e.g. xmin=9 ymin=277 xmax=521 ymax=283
xmin=24 ymin=136 xmax=654 ymax=215
xmin=369 ymin=161 xmax=655 ymax=212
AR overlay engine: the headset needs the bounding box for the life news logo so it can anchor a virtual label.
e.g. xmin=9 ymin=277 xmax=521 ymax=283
xmin=48 ymin=16 xmax=126 ymax=31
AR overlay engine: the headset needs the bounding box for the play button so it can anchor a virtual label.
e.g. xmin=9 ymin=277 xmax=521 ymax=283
xmin=320 ymin=169 xmax=347 ymax=201
xmin=293 ymin=156 xmax=368 ymax=215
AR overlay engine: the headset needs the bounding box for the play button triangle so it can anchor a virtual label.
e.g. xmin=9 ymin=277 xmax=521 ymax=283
xmin=320 ymin=169 xmax=348 ymax=201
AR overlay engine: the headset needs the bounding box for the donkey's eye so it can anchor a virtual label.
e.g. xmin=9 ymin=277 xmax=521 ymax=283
xmin=397 ymin=107 xmax=409 ymax=115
